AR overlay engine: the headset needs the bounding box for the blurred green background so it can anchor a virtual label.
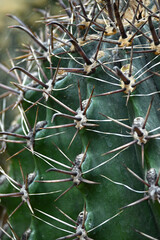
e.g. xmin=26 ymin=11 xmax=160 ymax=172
xmin=0 ymin=0 xmax=60 ymax=60
xmin=0 ymin=0 xmax=60 ymax=126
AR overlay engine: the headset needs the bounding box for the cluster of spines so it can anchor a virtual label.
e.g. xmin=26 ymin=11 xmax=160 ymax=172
xmin=0 ymin=1 xmax=160 ymax=239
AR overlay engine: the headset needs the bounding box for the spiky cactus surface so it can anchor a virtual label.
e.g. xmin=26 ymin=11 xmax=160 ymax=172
xmin=1 ymin=1 xmax=160 ymax=239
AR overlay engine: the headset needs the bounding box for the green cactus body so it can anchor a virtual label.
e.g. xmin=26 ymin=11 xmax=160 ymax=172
xmin=1 ymin=1 xmax=160 ymax=239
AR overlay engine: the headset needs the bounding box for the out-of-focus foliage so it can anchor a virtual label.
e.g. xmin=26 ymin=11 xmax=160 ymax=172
xmin=0 ymin=0 xmax=60 ymax=128
xmin=0 ymin=0 xmax=60 ymax=60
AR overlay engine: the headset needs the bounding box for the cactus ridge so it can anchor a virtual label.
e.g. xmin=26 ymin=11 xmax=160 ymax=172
xmin=1 ymin=1 xmax=160 ymax=239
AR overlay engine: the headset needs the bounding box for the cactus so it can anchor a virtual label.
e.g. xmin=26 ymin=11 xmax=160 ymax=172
xmin=1 ymin=1 xmax=160 ymax=239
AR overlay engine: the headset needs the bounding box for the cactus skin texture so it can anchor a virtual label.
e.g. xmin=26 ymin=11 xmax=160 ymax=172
xmin=1 ymin=1 xmax=160 ymax=239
